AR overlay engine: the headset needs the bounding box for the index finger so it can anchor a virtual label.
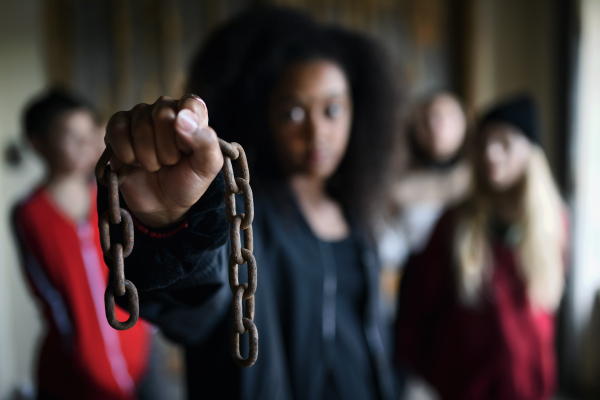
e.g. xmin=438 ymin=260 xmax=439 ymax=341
xmin=178 ymin=94 xmax=208 ymax=127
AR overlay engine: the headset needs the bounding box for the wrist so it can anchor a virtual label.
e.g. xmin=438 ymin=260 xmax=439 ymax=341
xmin=131 ymin=208 xmax=189 ymax=229
xmin=128 ymin=209 xmax=189 ymax=238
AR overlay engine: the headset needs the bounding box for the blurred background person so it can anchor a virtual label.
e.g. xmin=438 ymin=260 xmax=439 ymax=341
xmin=12 ymin=90 xmax=154 ymax=400
xmin=397 ymin=94 xmax=568 ymax=400
xmin=378 ymin=92 xmax=472 ymax=318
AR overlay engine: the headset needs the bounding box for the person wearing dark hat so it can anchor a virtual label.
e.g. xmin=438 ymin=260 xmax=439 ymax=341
xmin=396 ymin=94 xmax=568 ymax=400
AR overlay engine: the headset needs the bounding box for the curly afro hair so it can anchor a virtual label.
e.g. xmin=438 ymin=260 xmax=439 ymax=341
xmin=187 ymin=6 xmax=405 ymax=232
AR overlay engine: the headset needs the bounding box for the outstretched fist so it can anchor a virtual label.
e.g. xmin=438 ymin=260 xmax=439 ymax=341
xmin=105 ymin=94 xmax=223 ymax=228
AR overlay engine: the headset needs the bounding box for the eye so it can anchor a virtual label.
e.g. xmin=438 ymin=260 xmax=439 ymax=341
xmin=288 ymin=106 xmax=305 ymax=122
xmin=326 ymin=103 xmax=343 ymax=118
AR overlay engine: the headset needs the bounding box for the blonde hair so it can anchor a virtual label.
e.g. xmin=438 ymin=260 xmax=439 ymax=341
xmin=454 ymin=146 xmax=565 ymax=311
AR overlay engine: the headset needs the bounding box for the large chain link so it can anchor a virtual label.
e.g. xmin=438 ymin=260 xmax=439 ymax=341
xmin=219 ymin=139 xmax=258 ymax=368
xmin=95 ymin=138 xmax=258 ymax=368
xmin=95 ymin=147 xmax=138 ymax=331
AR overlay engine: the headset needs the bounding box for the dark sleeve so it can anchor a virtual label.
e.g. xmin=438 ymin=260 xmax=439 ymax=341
xmin=395 ymin=210 xmax=454 ymax=378
xmin=97 ymin=171 xmax=230 ymax=345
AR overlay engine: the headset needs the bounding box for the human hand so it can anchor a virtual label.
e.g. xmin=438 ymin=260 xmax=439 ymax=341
xmin=104 ymin=95 xmax=223 ymax=228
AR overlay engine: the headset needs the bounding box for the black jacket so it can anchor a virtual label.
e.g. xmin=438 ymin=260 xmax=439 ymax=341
xmin=98 ymin=173 xmax=397 ymax=400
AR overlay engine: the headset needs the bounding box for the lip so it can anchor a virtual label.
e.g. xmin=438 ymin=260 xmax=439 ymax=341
xmin=307 ymin=149 xmax=329 ymax=165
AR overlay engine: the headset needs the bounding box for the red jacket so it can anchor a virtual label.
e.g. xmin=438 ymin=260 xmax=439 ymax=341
xmin=397 ymin=209 xmax=558 ymax=400
xmin=14 ymin=187 xmax=151 ymax=400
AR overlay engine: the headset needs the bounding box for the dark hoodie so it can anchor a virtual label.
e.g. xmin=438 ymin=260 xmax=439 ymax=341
xmin=99 ymin=173 xmax=397 ymax=400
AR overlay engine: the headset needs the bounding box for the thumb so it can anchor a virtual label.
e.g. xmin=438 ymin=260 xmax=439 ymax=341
xmin=174 ymin=109 xmax=223 ymax=182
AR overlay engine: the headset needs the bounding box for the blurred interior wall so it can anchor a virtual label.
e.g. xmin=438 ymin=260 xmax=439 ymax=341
xmin=460 ymin=0 xmax=561 ymax=174
xmin=571 ymin=0 xmax=600 ymax=394
xmin=43 ymin=0 xmax=456 ymax=117
xmin=0 ymin=0 xmax=46 ymax=398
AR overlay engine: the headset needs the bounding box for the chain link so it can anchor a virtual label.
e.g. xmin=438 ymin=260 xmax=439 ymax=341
xmin=96 ymin=147 xmax=138 ymax=331
xmin=219 ymin=139 xmax=258 ymax=368
xmin=95 ymin=138 xmax=259 ymax=367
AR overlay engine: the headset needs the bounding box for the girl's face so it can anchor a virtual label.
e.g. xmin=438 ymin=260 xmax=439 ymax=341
xmin=44 ymin=109 xmax=105 ymax=176
xmin=480 ymin=123 xmax=532 ymax=192
xmin=414 ymin=94 xmax=466 ymax=162
xmin=268 ymin=59 xmax=352 ymax=180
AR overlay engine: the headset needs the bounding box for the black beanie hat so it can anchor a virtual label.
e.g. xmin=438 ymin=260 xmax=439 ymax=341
xmin=480 ymin=94 xmax=541 ymax=145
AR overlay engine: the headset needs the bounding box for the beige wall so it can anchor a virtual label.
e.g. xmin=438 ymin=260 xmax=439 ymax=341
xmin=0 ymin=0 xmax=46 ymax=398
xmin=467 ymin=0 xmax=559 ymax=169
xmin=573 ymin=0 xmax=600 ymax=391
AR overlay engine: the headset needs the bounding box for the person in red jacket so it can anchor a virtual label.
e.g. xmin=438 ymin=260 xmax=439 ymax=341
xmin=396 ymin=95 xmax=568 ymax=400
xmin=13 ymin=90 xmax=152 ymax=400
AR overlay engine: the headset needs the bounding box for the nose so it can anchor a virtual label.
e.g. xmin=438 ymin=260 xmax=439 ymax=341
xmin=306 ymin=112 xmax=328 ymax=146
xmin=486 ymin=141 xmax=503 ymax=164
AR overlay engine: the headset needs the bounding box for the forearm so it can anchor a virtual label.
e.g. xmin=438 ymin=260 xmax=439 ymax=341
xmin=97 ymin=171 xmax=230 ymax=343
xmin=135 ymin=245 xmax=231 ymax=345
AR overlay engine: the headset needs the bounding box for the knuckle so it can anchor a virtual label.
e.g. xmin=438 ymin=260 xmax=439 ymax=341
xmin=153 ymin=105 xmax=176 ymax=123
xmin=204 ymin=127 xmax=219 ymax=143
xmin=158 ymin=150 xmax=181 ymax=166
xmin=148 ymin=164 xmax=161 ymax=172
xmin=131 ymin=113 xmax=153 ymax=135
xmin=140 ymin=157 xmax=161 ymax=172
xmin=112 ymin=117 xmax=129 ymax=132
xmin=115 ymin=147 xmax=135 ymax=164
xmin=110 ymin=121 xmax=129 ymax=140
xmin=110 ymin=110 xmax=129 ymax=123
xmin=152 ymin=97 xmax=176 ymax=119
xmin=157 ymin=95 xmax=172 ymax=104
xmin=107 ymin=112 xmax=129 ymax=134
xmin=130 ymin=103 xmax=149 ymax=114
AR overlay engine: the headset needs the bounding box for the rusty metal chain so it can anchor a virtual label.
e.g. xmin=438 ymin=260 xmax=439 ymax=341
xmin=96 ymin=147 xmax=138 ymax=331
xmin=95 ymin=139 xmax=258 ymax=367
xmin=219 ymin=139 xmax=258 ymax=368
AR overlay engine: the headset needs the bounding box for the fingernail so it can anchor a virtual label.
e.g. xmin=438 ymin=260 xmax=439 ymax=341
xmin=190 ymin=94 xmax=206 ymax=109
xmin=176 ymin=109 xmax=198 ymax=135
xmin=190 ymin=95 xmax=209 ymax=124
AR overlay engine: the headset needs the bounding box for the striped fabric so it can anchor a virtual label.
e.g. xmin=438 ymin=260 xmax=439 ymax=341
xmin=14 ymin=186 xmax=150 ymax=400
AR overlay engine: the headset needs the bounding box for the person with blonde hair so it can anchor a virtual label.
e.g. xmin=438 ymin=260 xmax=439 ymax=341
xmin=396 ymin=95 xmax=568 ymax=400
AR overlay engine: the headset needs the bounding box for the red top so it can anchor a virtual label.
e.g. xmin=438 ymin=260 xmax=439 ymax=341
xmin=397 ymin=209 xmax=559 ymax=400
xmin=14 ymin=187 xmax=151 ymax=400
